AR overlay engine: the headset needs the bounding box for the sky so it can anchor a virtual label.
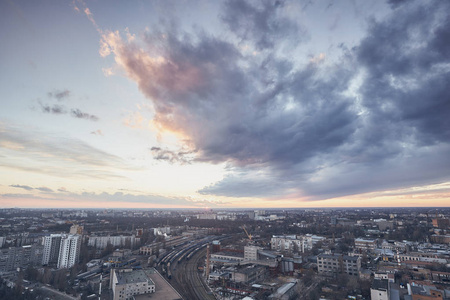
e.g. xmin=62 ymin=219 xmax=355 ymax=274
xmin=0 ymin=0 xmax=449 ymax=209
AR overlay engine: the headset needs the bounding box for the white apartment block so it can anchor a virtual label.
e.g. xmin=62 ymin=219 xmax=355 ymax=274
xmin=43 ymin=234 xmax=81 ymax=268
xmin=42 ymin=234 xmax=62 ymax=265
xmin=271 ymin=234 xmax=326 ymax=253
xmin=110 ymin=268 xmax=155 ymax=300
xmin=57 ymin=235 xmax=81 ymax=269
xmin=88 ymin=235 xmax=139 ymax=249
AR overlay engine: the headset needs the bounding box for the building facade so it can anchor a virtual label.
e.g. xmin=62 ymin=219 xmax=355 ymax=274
xmin=110 ymin=268 xmax=155 ymax=300
xmin=317 ymin=253 xmax=361 ymax=276
xmin=57 ymin=234 xmax=81 ymax=269
xmin=42 ymin=234 xmax=62 ymax=265
xmin=0 ymin=245 xmax=43 ymax=272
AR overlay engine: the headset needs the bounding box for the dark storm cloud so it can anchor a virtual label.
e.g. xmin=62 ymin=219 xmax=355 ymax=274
xmin=48 ymin=89 xmax=70 ymax=101
xmin=70 ymin=109 xmax=99 ymax=121
xmin=221 ymin=0 xmax=304 ymax=50
xmin=105 ymin=0 xmax=450 ymax=200
xmin=387 ymin=0 xmax=409 ymax=9
xmin=357 ymin=0 xmax=450 ymax=145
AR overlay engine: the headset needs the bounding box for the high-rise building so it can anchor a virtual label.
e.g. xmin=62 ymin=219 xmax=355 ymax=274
xmin=43 ymin=234 xmax=81 ymax=268
xmin=57 ymin=234 xmax=81 ymax=269
xmin=42 ymin=234 xmax=62 ymax=265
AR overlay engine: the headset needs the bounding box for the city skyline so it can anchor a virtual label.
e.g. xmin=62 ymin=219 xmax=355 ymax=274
xmin=1 ymin=0 xmax=449 ymax=209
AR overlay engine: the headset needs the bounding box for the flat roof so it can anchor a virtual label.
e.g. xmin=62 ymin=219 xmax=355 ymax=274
xmin=318 ymin=254 xmax=359 ymax=261
xmin=116 ymin=270 xmax=155 ymax=286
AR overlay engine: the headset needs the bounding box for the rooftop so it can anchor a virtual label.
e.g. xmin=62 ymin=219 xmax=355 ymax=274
xmin=116 ymin=269 xmax=155 ymax=286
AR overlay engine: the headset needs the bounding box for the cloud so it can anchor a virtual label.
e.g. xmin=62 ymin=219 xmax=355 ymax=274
xmin=70 ymin=108 xmax=99 ymax=121
xmin=9 ymin=184 xmax=53 ymax=193
xmin=150 ymin=147 xmax=195 ymax=164
xmin=0 ymin=123 xmax=135 ymax=180
xmin=90 ymin=129 xmax=103 ymax=135
xmin=40 ymin=103 xmax=66 ymax=114
xmin=10 ymin=184 xmax=33 ymax=191
xmin=0 ymin=189 xmax=221 ymax=208
xmin=99 ymin=0 xmax=450 ymax=201
xmin=48 ymin=89 xmax=70 ymax=101
xmin=36 ymin=186 xmax=53 ymax=193
xmin=221 ymin=0 xmax=305 ymax=50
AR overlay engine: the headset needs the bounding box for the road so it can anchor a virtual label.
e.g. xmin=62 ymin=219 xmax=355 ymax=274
xmin=169 ymin=248 xmax=216 ymax=300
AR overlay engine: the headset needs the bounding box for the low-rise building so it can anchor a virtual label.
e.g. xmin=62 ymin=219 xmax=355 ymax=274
xmin=269 ymin=281 xmax=297 ymax=300
xmin=110 ymin=268 xmax=155 ymax=300
xmin=271 ymin=234 xmax=325 ymax=253
xmin=354 ymin=238 xmax=377 ymax=252
xmin=371 ymin=279 xmax=389 ymax=300
xmin=231 ymin=266 xmax=268 ymax=284
xmin=317 ymin=253 xmax=361 ymax=277
xmin=244 ymin=246 xmax=262 ymax=261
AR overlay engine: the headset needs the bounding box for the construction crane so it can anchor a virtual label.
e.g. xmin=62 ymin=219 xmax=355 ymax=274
xmin=242 ymin=225 xmax=252 ymax=241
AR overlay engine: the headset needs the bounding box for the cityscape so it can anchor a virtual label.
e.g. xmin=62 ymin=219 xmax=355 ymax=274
xmin=1 ymin=0 xmax=450 ymax=299
xmin=0 ymin=207 xmax=449 ymax=299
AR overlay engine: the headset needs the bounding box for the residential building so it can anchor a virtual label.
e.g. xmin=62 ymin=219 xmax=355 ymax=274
xmin=88 ymin=235 xmax=139 ymax=249
xmin=317 ymin=253 xmax=361 ymax=276
xmin=354 ymin=238 xmax=377 ymax=252
xmin=42 ymin=234 xmax=62 ymax=265
xmin=271 ymin=234 xmax=325 ymax=253
xmin=0 ymin=245 xmax=43 ymax=272
xmin=57 ymin=234 xmax=81 ymax=269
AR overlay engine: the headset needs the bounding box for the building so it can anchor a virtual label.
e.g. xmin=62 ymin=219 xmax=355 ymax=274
xmin=317 ymin=253 xmax=361 ymax=277
xmin=354 ymin=238 xmax=377 ymax=252
xmin=271 ymin=234 xmax=326 ymax=253
xmin=153 ymin=226 xmax=171 ymax=236
xmin=374 ymin=219 xmax=394 ymax=231
xmin=110 ymin=268 xmax=155 ymax=300
xmin=69 ymin=224 xmax=84 ymax=235
xmin=212 ymin=240 xmax=221 ymax=253
xmin=0 ymin=245 xmax=43 ymax=272
xmin=42 ymin=234 xmax=63 ymax=265
xmin=211 ymin=252 xmax=245 ymax=264
xmin=430 ymin=235 xmax=450 ymax=244
xmin=57 ymin=234 xmax=81 ymax=269
xmin=88 ymin=235 xmax=140 ymax=249
xmin=432 ymin=218 xmax=449 ymax=229
xmin=244 ymin=246 xmax=262 ymax=261
xmin=231 ymin=266 xmax=268 ymax=284
xmin=408 ymin=282 xmax=444 ymax=300
xmin=371 ymin=279 xmax=389 ymax=300
xmin=269 ymin=281 xmax=298 ymax=300
xmin=196 ymin=213 xmax=217 ymax=220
